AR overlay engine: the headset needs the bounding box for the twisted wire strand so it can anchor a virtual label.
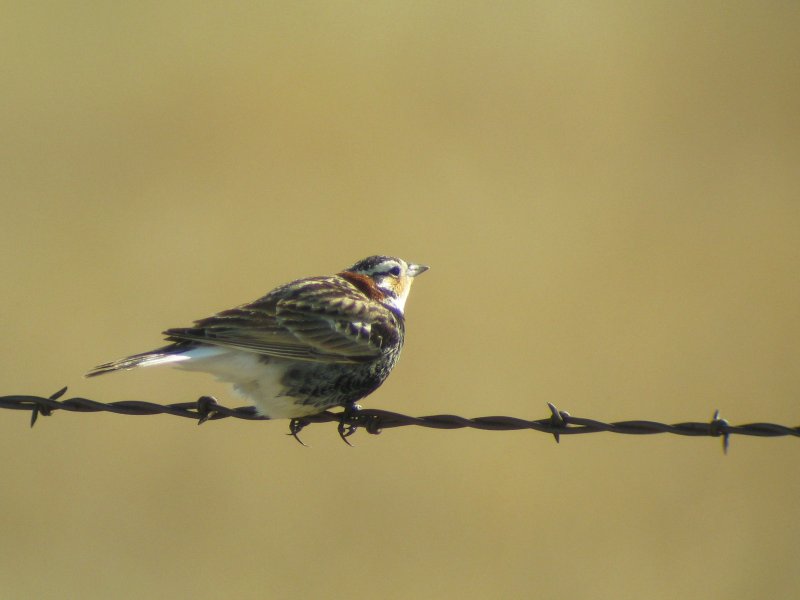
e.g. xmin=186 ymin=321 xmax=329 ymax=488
xmin=2 ymin=388 xmax=799 ymax=452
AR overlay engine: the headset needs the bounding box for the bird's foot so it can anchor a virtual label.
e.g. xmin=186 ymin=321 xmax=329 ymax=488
xmin=288 ymin=418 xmax=310 ymax=446
xmin=337 ymin=403 xmax=362 ymax=446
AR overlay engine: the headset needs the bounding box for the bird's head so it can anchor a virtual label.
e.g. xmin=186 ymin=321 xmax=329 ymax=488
xmin=344 ymin=255 xmax=429 ymax=314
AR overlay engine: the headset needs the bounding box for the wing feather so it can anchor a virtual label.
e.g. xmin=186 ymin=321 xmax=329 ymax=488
xmin=163 ymin=276 xmax=401 ymax=364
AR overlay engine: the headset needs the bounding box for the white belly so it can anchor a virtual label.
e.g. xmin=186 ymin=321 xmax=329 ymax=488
xmin=173 ymin=347 xmax=319 ymax=419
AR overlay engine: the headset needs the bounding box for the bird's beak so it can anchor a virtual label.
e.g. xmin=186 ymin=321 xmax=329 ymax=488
xmin=407 ymin=263 xmax=430 ymax=278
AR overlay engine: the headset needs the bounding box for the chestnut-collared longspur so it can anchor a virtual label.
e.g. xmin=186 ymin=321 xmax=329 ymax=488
xmin=86 ymin=256 xmax=428 ymax=418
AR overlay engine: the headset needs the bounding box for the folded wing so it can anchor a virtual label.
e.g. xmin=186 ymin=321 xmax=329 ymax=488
xmin=164 ymin=277 xmax=401 ymax=364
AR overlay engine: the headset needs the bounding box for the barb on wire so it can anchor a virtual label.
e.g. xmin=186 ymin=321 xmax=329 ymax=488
xmin=2 ymin=388 xmax=799 ymax=452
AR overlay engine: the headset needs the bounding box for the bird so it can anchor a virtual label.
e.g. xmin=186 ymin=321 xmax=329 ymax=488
xmin=86 ymin=256 xmax=428 ymax=422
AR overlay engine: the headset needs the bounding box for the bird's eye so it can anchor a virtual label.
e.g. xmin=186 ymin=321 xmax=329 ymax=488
xmin=388 ymin=266 xmax=402 ymax=277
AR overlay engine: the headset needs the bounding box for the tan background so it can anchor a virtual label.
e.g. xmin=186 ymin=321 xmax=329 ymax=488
xmin=2 ymin=2 xmax=799 ymax=599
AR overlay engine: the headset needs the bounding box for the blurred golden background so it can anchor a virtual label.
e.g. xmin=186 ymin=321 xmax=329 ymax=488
xmin=2 ymin=2 xmax=799 ymax=598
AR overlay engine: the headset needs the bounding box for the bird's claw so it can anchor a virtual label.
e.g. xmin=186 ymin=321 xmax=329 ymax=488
xmin=288 ymin=418 xmax=310 ymax=446
xmin=337 ymin=404 xmax=363 ymax=446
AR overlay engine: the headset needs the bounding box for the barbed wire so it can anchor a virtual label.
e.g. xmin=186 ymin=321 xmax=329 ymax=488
xmin=2 ymin=387 xmax=799 ymax=452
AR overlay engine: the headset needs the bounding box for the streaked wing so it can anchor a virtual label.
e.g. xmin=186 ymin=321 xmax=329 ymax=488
xmin=163 ymin=277 xmax=400 ymax=364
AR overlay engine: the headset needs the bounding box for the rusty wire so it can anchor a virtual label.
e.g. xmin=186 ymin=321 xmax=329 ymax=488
xmin=2 ymin=387 xmax=799 ymax=452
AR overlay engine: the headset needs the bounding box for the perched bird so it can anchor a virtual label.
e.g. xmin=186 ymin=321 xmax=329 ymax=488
xmin=87 ymin=256 xmax=428 ymax=420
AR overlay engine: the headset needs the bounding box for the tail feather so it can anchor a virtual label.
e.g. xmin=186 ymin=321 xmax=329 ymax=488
xmin=85 ymin=344 xmax=191 ymax=378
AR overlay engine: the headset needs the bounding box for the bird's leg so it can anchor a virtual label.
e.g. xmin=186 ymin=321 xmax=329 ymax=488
xmin=337 ymin=403 xmax=362 ymax=446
